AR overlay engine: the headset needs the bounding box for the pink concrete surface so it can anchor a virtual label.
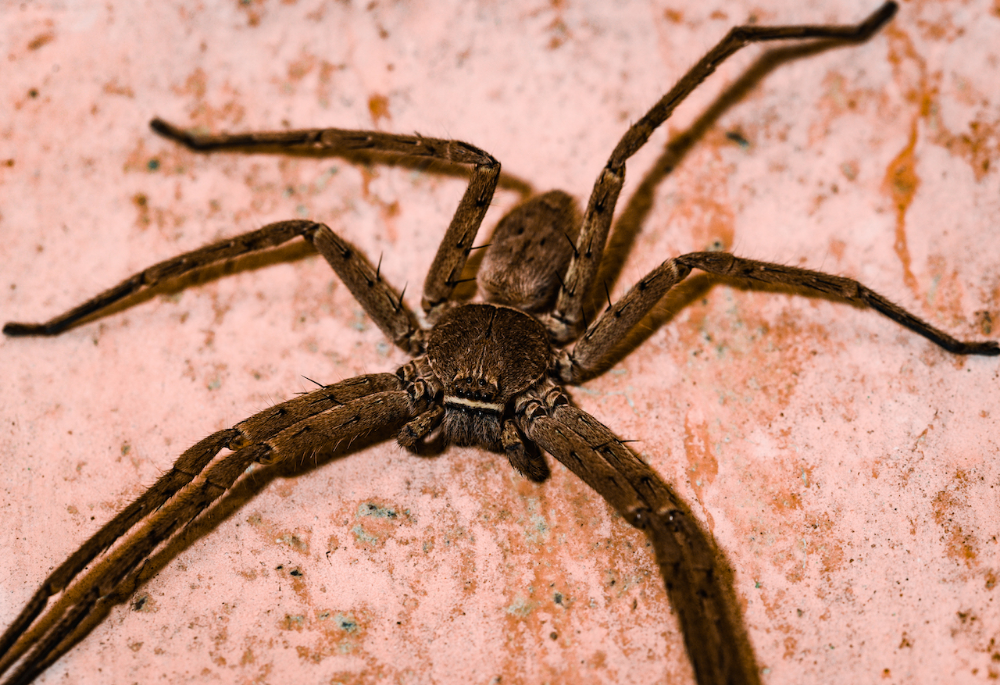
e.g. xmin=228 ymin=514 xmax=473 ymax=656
xmin=2 ymin=1 xmax=998 ymax=683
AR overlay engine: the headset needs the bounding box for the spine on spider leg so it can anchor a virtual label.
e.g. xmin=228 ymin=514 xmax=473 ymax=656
xmin=308 ymin=225 xmax=424 ymax=355
xmin=549 ymin=167 xmax=626 ymax=342
xmin=421 ymin=160 xmax=501 ymax=318
xmin=556 ymin=259 xmax=691 ymax=382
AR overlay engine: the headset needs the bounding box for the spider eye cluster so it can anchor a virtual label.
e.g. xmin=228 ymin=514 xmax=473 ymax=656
xmin=451 ymin=375 xmax=499 ymax=403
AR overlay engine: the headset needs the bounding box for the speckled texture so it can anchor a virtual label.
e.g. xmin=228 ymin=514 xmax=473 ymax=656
xmin=1 ymin=1 xmax=998 ymax=683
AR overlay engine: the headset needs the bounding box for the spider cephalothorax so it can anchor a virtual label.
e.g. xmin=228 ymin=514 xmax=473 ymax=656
xmin=422 ymin=303 xmax=551 ymax=453
xmin=2 ymin=4 xmax=996 ymax=685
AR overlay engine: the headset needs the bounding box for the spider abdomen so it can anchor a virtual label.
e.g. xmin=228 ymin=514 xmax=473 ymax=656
xmin=477 ymin=190 xmax=579 ymax=312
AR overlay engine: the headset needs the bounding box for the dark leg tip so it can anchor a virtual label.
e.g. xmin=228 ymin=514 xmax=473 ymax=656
xmin=973 ymin=341 xmax=1000 ymax=356
xmin=945 ymin=339 xmax=1000 ymax=356
xmin=397 ymin=426 xmax=419 ymax=449
xmin=3 ymin=322 xmax=50 ymax=337
xmin=149 ymin=117 xmax=178 ymax=138
xmin=863 ymin=2 xmax=899 ymax=36
xmin=506 ymin=447 xmax=550 ymax=483
xmin=150 ymin=118 xmax=203 ymax=148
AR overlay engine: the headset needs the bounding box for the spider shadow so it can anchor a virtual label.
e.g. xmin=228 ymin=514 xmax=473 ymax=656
xmin=583 ymin=37 xmax=880 ymax=374
xmin=12 ymin=425 xmax=404 ymax=678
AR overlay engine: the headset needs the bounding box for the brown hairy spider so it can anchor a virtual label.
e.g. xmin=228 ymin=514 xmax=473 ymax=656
xmin=2 ymin=3 xmax=996 ymax=684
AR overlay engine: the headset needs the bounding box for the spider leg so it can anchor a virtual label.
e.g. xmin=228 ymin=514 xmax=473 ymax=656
xmin=5 ymin=121 xmax=502 ymax=348
xmin=0 ymin=429 xmax=238 ymax=667
xmin=3 ymin=221 xmax=307 ymax=338
xmin=501 ymin=419 xmax=550 ymax=483
xmin=557 ymin=259 xmax=692 ymax=382
xmin=516 ymin=387 xmax=756 ymax=685
xmin=673 ymin=252 xmax=999 ymax=355
xmin=0 ymin=441 xmax=269 ymax=685
xmin=548 ymin=2 xmax=899 ymax=342
xmin=0 ymin=373 xmax=412 ymax=684
xmin=396 ymin=404 xmax=443 ymax=447
xmin=556 ymin=249 xmax=998 ymax=382
xmin=149 ymin=119 xmax=501 ymax=321
xmin=514 ymin=391 xmax=648 ymax=523
xmin=3 ymin=218 xmax=423 ymax=352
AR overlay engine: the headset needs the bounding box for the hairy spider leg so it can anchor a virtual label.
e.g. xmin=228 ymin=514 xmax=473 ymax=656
xmin=4 ymin=123 xmax=502 ymax=347
xmin=0 ymin=374 xmax=417 ymax=685
xmin=673 ymin=252 xmax=1000 ymax=356
xmin=555 ymin=252 xmax=997 ymax=384
xmin=2 ymin=218 xmax=424 ymax=351
xmin=548 ymin=1 xmax=900 ymax=343
xmin=517 ymin=387 xmax=756 ymax=685
xmin=147 ymin=119 xmax=501 ymax=320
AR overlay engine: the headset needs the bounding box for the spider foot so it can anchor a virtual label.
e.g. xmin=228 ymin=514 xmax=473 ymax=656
xmin=967 ymin=340 xmax=1000 ymax=356
xmin=149 ymin=118 xmax=207 ymax=148
xmin=3 ymin=322 xmax=58 ymax=337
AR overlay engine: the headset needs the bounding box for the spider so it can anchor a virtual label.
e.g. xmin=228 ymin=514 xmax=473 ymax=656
xmin=2 ymin=2 xmax=997 ymax=683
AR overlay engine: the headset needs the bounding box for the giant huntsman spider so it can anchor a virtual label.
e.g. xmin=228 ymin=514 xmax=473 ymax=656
xmin=2 ymin=2 xmax=997 ymax=684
